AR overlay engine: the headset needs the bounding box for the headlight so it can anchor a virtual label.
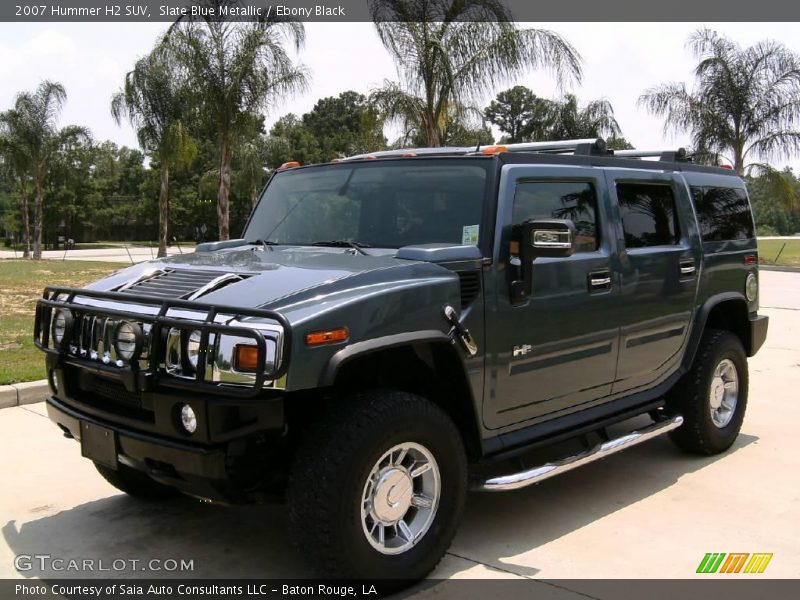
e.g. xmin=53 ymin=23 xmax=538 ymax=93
xmin=745 ymin=272 xmax=758 ymax=303
xmin=186 ymin=330 xmax=202 ymax=369
xmin=51 ymin=309 xmax=72 ymax=347
xmin=113 ymin=321 xmax=143 ymax=362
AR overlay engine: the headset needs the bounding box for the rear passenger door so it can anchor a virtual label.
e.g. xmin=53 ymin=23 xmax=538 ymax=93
xmin=604 ymin=170 xmax=701 ymax=394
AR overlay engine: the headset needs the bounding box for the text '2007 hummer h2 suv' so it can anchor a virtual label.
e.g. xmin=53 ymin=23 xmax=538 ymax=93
xmin=36 ymin=138 xmax=768 ymax=581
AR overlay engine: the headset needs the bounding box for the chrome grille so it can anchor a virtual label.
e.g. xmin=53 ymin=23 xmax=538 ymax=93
xmin=70 ymin=314 xmax=149 ymax=366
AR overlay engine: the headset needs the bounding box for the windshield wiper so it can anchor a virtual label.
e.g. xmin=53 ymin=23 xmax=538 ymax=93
xmin=311 ymin=240 xmax=370 ymax=255
xmin=248 ymin=239 xmax=280 ymax=251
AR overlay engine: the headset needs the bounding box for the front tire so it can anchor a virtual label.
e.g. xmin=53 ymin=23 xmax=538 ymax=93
xmin=286 ymin=390 xmax=467 ymax=580
xmin=667 ymin=329 xmax=748 ymax=455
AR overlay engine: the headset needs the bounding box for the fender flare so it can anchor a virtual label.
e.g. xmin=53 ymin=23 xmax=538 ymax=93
xmin=319 ymin=330 xmax=453 ymax=387
xmin=682 ymin=292 xmax=750 ymax=370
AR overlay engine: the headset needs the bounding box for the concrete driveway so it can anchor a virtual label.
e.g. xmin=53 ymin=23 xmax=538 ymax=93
xmin=1 ymin=271 xmax=798 ymax=583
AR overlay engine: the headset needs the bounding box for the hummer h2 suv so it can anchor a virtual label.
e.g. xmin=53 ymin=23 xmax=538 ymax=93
xmin=35 ymin=138 xmax=768 ymax=581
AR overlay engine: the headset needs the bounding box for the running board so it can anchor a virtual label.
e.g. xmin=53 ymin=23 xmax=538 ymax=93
xmin=474 ymin=415 xmax=683 ymax=492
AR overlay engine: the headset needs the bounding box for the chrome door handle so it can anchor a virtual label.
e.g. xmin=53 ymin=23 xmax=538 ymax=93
xmin=588 ymin=270 xmax=612 ymax=292
xmin=680 ymin=259 xmax=696 ymax=276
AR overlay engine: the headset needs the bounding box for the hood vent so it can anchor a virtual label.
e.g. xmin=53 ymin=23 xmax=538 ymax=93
xmin=116 ymin=269 xmax=250 ymax=300
xmin=456 ymin=270 xmax=481 ymax=308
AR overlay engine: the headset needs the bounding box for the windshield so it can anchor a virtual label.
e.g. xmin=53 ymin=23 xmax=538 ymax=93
xmin=244 ymin=159 xmax=490 ymax=249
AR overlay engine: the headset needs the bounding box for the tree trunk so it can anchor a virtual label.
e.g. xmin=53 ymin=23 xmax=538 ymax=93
xmin=217 ymin=135 xmax=232 ymax=240
xmin=158 ymin=164 xmax=169 ymax=258
xmin=423 ymin=112 xmax=440 ymax=147
xmin=19 ymin=183 xmax=30 ymax=259
xmin=32 ymin=169 xmax=44 ymax=260
xmin=734 ymin=148 xmax=745 ymax=177
xmin=251 ymin=183 xmax=258 ymax=210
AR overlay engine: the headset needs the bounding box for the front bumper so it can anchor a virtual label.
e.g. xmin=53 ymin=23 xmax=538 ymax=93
xmin=47 ymin=395 xmax=287 ymax=504
xmin=749 ymin=314 xmax=769 ymax=356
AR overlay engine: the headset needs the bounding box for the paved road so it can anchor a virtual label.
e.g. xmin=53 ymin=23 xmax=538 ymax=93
xmin=0 ymin=246 xmax=190 ymax=263
xmin=0 ymin=271 xmax=797 ymax=587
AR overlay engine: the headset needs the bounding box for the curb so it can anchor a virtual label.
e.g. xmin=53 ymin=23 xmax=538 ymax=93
xmin=0 ymin=380 xmax=48 ymax=410
xmin=759 ymin=265 xmax=800 ymax=273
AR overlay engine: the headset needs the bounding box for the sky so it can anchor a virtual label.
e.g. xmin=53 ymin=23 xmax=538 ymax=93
xmin=1 ymin=21 xmax=799 ymax=172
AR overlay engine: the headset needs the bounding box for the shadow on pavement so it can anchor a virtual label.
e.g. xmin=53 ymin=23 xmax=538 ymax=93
xmin=3 ymin=431 xmax=757 ymax=580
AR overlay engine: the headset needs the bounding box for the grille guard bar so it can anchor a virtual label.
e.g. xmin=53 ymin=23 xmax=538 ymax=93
xmin=34 ymin=286 xmax=292 ymax=398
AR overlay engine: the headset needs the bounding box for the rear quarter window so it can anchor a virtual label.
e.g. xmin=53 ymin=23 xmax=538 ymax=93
xmin=690 ymin=186 xmax=755 ymax=242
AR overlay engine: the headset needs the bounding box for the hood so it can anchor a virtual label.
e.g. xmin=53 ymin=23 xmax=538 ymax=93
xmin=87 ymin=245 xmax=461 ymax=318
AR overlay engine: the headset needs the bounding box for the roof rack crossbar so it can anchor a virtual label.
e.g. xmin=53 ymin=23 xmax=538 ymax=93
xmin=613 ymin=148 xmax=691 ymax=162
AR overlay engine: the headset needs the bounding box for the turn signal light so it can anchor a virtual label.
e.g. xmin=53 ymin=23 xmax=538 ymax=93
xmin=305 ymin=327 xmax=349 ymax=346
xmin=233 ymin=344 xmax=260 ymax=372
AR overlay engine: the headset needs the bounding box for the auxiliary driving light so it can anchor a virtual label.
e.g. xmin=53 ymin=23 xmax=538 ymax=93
xmin=180 ymin=404 xmax=197 ymax=434
xmin=51 ymin=309 xmax=73 ymax=347
xmin=186 ymin=330 xmax=203 ymax=369
xmin=113 ymin=321 xmax=143 ymax=362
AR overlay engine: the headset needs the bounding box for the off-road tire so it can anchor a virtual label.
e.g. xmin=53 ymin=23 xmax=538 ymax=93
xmin=95 ymin=462 xmax=181 ymax=501
xmin=286 ymin=390 xmax=468 ymax=580
xmin=667 ymin=329 xmax=748 ymax=455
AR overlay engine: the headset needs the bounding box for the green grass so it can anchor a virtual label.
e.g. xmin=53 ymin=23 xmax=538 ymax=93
xmin=0 ymin=260 xmax=127 ymax=385
xmin=757 ymin=238 xmax=800 ymax=267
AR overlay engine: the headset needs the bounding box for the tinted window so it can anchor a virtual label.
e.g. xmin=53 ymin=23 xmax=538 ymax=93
xmin=513 ymin=181 xmax=599 ymax=252
xmin=617 ymin=183 xmax=679 ymax=248
xmin=245 ymin=161 xmax=489 ymax=248
xmin=691 ymin=186 xmax=754 ymax=241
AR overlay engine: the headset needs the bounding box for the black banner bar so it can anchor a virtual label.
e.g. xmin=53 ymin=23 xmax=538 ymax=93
xmin=3 ymin=580 xmax=800 ymax=600
xmin=2 ymin=0 xmax=800 ymax=23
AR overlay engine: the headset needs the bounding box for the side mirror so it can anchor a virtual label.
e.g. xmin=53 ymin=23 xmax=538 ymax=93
xmin=512 ymin=219 xmax=577 ymax=304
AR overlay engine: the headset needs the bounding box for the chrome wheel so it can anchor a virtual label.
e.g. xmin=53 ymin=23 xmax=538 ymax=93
xmin=709 ymin=358 xmax=738 ymax=428
xmin=361 ymin=442 xmax=441 ymax=555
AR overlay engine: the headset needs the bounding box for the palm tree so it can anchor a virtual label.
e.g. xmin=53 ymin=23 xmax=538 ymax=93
xmin=0 ymin=108 xmax=33 ymax=257
xmin=544 ymin=94 xmax=622 ymax=141
xmin=5 ymin=81 xmax=90 ymax=259
xmin=112 ymin=45 xmax=196 ymax=257
xmin=639 ymin=28 xmax=800 ymax=176
xmin=369 ymin=0 xmax=582 ymax=147
xmin=168 ymin=8 xmax=307 ymax=240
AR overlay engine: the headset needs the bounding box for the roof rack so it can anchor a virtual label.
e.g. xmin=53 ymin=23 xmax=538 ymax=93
xmin=612 ymin=147 xmax=691 ymax=162
xmin=480 ymin=138 xmax=609 ymax=156
xmin=340 ymin=139 xmax=691 ymax=163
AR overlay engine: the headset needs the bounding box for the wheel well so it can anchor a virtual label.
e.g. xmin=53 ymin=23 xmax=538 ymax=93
xmin=331 ymin=343 xmax=482 ymax=460
xmin=704 ymin=299 xmax=751 ymax=353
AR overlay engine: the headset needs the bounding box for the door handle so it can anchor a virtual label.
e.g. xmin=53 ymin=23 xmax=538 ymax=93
xmin=680 ymin=259 xmax=696 ymax=276
xmin=588 ymin=270 xmax=612 ymax=292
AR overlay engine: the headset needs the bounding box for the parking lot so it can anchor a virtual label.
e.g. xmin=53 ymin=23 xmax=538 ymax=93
xmin=0 ymin=270 xmax=798 ymax=585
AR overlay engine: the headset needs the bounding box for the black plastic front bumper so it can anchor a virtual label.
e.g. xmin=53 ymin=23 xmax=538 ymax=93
xmin=47 ymin=395 xmax=286 ymax=504
xmin=749 ymin=314 xmax=769 ymax=356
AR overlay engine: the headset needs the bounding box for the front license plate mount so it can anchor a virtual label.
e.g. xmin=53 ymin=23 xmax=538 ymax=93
xmin=80 ymin=421 xmax=118 ymax=469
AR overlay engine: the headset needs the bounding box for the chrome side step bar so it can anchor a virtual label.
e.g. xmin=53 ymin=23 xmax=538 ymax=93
xmin=475 ymin=415 xmax=683 ymax=492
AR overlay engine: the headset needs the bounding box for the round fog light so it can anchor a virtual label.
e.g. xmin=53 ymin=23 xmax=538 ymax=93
xmin=180 ymin=404 xmax=197 ymax=434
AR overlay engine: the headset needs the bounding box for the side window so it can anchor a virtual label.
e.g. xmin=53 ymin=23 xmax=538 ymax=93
xmin=512 ymin=181 xmax=599 ymax=252
xmin=691 ymin=186 xmax=755 ymax=242
xmin=617 ymin=183 xmax=680 ymax=248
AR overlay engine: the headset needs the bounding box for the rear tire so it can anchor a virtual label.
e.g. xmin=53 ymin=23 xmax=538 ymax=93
xmin=286 ymin=390 xmax=467 ymax=580
xmin=667 ymin=329 xmax=748 ymax=455
xmin=94 ymin=462 xmax=181 ymax=501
